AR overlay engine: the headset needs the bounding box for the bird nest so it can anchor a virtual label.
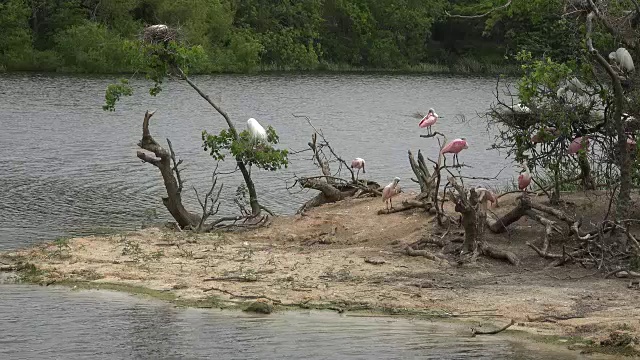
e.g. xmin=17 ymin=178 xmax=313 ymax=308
xmin=142 ymin=24 xmax=180 ymax=44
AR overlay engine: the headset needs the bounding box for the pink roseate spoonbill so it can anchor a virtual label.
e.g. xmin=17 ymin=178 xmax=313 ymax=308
xmin=531 ymin=127 xmax=559 ymax=144
xmin=440 ymin=138 xmax=468 ymax=166
xmin=351 ymin=157 xmax=366 ymax=182
xmin=518 ymin=163 xmax=532 ymax=192
xmin=382 ymin=177 xmax=401 ymax=210
xmin=418 ymin=108 xmax=439 ymax=135
xmin=475 ymin=187 xmax=499 ymax=208
xmin=567 ymin=136 xmax=589 ymax=155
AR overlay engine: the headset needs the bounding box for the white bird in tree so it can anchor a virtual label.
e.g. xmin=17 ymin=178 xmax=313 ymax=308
xmin=247 ymin=118 xmax=267 ymax=143
xmin=609 ymin=48 xmax=635 ymax=73
xmin=512 ymin=103 xmax=530 ymax=113
xmin=566 ymin=77 xmax=585 ymax=94
xmin=147 ymin=24 xmax=168 ymax=31
xmin=382 ymin=177 xmax=402 ymax=210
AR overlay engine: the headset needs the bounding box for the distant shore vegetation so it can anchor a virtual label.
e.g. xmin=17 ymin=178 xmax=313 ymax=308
xmin=0 ymin=0 xmax=565 ymax=75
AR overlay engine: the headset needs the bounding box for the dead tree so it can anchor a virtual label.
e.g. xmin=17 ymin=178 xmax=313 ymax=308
xmin=293 ymin=116 xmax=381 ymax=213
xmin=137 ymin=111 xmax=200 ymax=229
xmin=137 ymin=111 xmax=264 ymax=231
xmin=448 ymin=177 xmax=520 ymax=265
xmin=408 ymin=149 xmax=437 ymax=199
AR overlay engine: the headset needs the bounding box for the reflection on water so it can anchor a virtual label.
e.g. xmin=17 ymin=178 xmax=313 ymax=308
xmin=0 ymin=285 xmax=589 ymax=360
xmin=0 ymin=73 xmax=513 ymax=249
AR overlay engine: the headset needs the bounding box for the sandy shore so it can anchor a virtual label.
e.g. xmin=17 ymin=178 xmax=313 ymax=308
xmin=2 ymin=193 xmax=639 ymax=357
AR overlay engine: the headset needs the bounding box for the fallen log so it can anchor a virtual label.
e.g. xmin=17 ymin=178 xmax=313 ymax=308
xmin=377 ymin=199 xmax=433 ymax=215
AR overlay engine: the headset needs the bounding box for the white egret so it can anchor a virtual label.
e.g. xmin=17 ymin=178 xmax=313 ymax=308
xmin=247 ymin=118 xmax=267 ymax=142
xmin=609 ymin=48 xmax=635 ymax=73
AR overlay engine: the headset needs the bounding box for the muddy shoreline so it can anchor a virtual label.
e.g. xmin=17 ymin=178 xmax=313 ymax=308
xmin=2 ymin=194 xmax=639 ymax=357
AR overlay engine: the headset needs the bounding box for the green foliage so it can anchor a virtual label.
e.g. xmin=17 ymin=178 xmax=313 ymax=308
xmin=103 ymin=79 xmax=133 ymax=111
xmin=202 ymin=127 xmax=289 ymax=171
xmin=101 ymin=40 xmax=207 ymax=111
xmin=209 ymin=29 xmax=264 ymax=72
xmin=101 ymin=28 xmax=289 ymax=208
xmin=516 ymin=50 xmax=573 ymax=103
xmin=0 ymin=0 xmax=34 ymax=69
xmin=1 ymin=0 xmax=513 ymax=73
xmin=141 ymin=41 xmax=208 ymax=96
xmin=54 ymin=21 xmax=140 ymax=73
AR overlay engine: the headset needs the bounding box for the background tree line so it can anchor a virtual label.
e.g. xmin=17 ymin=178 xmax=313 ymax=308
xmin=0 ymin=0 xmax=569 ymax=73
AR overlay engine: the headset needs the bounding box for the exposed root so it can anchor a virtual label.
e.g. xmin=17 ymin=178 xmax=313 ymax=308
xmin=405 ymin=247 xmax=445 ymax=263
xmin=479 ymin=242 xmax=520 ymax=266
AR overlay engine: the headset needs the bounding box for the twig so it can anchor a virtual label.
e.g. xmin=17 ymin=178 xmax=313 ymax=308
xmin=446 ymin=0 xmax=512 ymax=19
xmin=419 ymin=132 xmax=446 ymax=138
xmin=471 ymin=319 xmax=515 ymax=337
xmin=293 ymin=114 xmax=356 ymax=182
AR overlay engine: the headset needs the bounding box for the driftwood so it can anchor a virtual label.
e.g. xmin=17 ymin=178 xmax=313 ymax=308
xmin=295 ymin=118 xmax=381 ymax=213
xmin=486 ymin=196 xmax=530 ymax=233
xmin=377 ymin=199 xmax=433 ymax=215
xmin=405 ymin=247 xmax=445 ymax=263
xmin=479 ymin=242 xmax=520 ymax=266
xmin=401 ymin=139 xmax=448 ymax=219
xmin=471 ymin=319 xmax=515 ymax=337
xmin=408 ymin=149 xmax=435 ymax=196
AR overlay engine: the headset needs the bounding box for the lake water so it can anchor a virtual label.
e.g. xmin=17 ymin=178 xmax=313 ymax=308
xmin=1 ymin=73 xmax=576 ymax=360
xmin=0 ymin=72 xmax=514 ymax=250
xmin=0 ymin=285 xmax=592 ymax=360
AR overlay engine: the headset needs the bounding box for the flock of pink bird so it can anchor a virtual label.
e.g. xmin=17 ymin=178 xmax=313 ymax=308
xmin=350 ymin=107 xmax=626 ymax=210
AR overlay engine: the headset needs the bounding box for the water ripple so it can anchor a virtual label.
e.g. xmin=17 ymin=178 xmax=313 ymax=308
xmin=1 ymin=73 xmax=515 ymax=250
xmin=0 ymin=286 xmax=588 ymax=359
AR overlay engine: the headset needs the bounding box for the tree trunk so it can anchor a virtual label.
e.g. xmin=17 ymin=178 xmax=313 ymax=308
xmin=180 ymin=69 xmax=262 ymax=216
xmin=238 ymin=160 xmax=261 ymax=215
xmin=453 ymin=188 xmax=484 ymax=253
xmin=487 ymin=196 xmax=530 ymax=233
xmin=137 ymin=111 xmax=200 ymax=229
xmin=157 ymin=164 xmax=199 ymax=228
xmin=578 ymin=151 xmax=596 ymax=190
xmin=585 ymin=12 xmax=630 ymax=218
xmin=617 ymin=121 xmax=632 ymax=219
xmin=408 ymin=149 xmax=432 ymax=195
xmin=552 ymin=162 xmax=561 ymax=205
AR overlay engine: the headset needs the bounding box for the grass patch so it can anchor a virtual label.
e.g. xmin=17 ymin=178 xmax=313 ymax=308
xmin=16 ymin=262 xmax=48 ymax=283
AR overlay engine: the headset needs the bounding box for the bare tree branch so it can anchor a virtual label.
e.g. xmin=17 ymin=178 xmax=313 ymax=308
xmin=446 ymin=0 xmax=512 ymax=19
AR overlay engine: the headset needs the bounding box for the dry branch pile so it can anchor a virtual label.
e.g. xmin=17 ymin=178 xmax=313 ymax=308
xmin=291 ymin=116 xmax=381 ymax=213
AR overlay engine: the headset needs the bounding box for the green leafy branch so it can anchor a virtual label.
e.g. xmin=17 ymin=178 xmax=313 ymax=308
xmin=202 ymin=126 xmax=289 ymax=171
